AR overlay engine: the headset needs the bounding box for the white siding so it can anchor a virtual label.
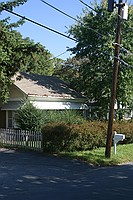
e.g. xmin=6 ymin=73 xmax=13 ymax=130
xmin=32 ymin=101 xmax=87 ymax=110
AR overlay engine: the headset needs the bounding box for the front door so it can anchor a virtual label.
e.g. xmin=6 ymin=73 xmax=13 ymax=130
xmin=0 ymin=110 xmax=6 ymax=128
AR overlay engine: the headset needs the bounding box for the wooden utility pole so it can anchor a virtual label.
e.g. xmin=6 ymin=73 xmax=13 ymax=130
xmin=105 ymin=0 xmax=124 ymax=158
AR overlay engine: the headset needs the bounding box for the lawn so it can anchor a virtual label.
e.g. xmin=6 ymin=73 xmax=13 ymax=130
xmin=60 ymin=143 xmax=133 ymax=166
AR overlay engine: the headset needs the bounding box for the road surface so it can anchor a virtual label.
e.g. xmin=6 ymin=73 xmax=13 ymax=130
xmin=0 ymin=148 xmax=133 ymax=200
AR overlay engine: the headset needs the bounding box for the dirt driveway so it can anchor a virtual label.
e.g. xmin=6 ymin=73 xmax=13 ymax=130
xmin=0 ymin=148 xmax=133 ymax=200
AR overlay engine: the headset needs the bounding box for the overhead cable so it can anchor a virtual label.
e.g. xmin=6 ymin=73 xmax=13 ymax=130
xmin=117 ymin=59 xmax=133 ymax=68
xmin=40 ymin=0 xmax=104 ymax=38
xmin=112 ymin=43 xmax=133 ymax=55
xmin=1 ymin=7 xmax=78 ymax=42
xmin=41 ymin=0 xmax=132 ymax=58
xmin=52 ymin=47 xmax=133 ymax=68
xmin=79 ymin=0 xmax=98 ymax=13
xmin=106 ymin=54 xmax=133 ymax=68
xmin=41 ymin=0 xmax=77 ymax=22
xmin=1 ymin=7 xmax=132 ymax=67
xmin=50 ymin=51 xmax=68 ymax=60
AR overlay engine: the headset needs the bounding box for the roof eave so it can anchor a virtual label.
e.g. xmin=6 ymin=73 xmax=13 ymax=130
xmin=28 ymin=95 xmax=86 ymax=103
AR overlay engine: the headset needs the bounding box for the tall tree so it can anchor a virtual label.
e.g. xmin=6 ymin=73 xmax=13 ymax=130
xmin=0 ymin=0 xmax=27 ymax=10
xmin=16 ymin=37 xmax=54 ymax=76
xmin=53 ymin=57 xmax=81 ymax=88
xmin=68 ymin=1 xmax=133 ymax=118
xmin=0 ymin=1 xmax=25 ymax=103
xmin=0 ymin=0 xmax=54 ymax=103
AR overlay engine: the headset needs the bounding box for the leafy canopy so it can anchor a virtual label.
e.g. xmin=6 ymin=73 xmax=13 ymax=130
xmin=0 ymin=0 xmax=54 ymax=103
xmin=66 ymin=1 xmax=133 ymax=117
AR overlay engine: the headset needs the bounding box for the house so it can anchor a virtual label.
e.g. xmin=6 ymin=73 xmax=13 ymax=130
xmin=0 ymin=72 xmax=87 ymax=129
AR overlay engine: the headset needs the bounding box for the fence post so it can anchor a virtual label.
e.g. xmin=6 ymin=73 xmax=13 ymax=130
xmin=25 ymin=130 xmax=29 ymax=147
xmin=41 ymin=132 xmax=44 ymax=152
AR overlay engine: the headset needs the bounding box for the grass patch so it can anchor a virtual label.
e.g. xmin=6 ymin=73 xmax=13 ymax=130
xmin=59 ymin=143 xmax=133 ymax=166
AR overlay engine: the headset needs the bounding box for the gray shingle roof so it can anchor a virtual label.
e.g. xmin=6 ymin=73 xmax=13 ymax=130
xmin=13 ymin=72 xmax=84 ymax=99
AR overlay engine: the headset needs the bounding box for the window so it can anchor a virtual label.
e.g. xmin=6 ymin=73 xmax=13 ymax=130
xmin=8 ymin=111 xmax=13 ymax=128
xmin=7 ymin=111 xmax=18 ymax=128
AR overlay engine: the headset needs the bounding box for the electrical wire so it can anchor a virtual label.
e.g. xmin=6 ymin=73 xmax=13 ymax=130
xmin=52 ymin=47 xmax=133 ymax=68
xmin=118 ymin=59 xmax=133 ymax=68
xmin=41 ymin=0 xmax=133 ymax=56
xmin=40 ymin=0 xmax=105 ymax=38
xmin=1 ymin=7 xmax=78 ymax=42
xmin=1 ymin=6 xmax=132 ymax=67
xmin=86 ymin=45 xmax=133 ymax=68
xmin=112 ymin=43 xmax=133 ymax=55
xmin=41 ymin=0 xmax=78 ymax=22
xmin=79 ymin=0 xmax=98 ymax=13
xmin=54 ymin=49 xmax=133 ymax=68
xmin=102 ymin=53 xmax=133 ymax=68
xmin=79 ymin=0 xmax=133 ymax=55
xmin=50 ymin=51 xmax=68 ymax=60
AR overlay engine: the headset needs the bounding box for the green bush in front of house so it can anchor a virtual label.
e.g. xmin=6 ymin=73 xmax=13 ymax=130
xmin=17 ymin=103 xmax=85 ymax=131
xmin=41 ymin=120 xmax=133 ymax=153
xmin=42 ymin=110 xmax=86 ymax=124
xmin=17 ymin=100 xmax=43 ymax=131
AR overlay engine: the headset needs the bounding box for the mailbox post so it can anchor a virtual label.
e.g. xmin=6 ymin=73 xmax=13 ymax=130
xmin=113 ymin=131 xmax=125 ymax=154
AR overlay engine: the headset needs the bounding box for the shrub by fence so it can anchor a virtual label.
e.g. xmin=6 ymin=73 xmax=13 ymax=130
xmin=41 ymin=122 xmax=107 ymax=152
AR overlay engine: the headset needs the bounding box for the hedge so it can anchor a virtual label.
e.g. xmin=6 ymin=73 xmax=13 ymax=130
xmin=41 ymin=120 xmax=133 ymax=153
xmin=114 ymin=120 xmax=133 ymax=144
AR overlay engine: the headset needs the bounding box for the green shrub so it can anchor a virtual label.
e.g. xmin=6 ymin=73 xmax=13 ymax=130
xmin=42 ymin=123 xmax=78 ymax=152
xmin=114 ymin=120 xmax=133 ymax=144
xmin=17 ymin=99 xmax=43 ymax=131
xmin=41 ymin=121 xmax=107 ymax=152
xmin=42 ymin=120 xmax=133 ymax=153
xmin=42 ymin=110 xmax=85 ymax=124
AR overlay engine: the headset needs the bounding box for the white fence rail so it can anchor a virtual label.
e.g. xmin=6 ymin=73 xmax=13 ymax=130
xmin=0 ymin=128 xmax=42 ymax=152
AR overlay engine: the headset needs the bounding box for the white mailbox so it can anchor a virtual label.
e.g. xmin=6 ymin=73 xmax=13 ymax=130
xmin=113 ymin=131 xmax=125 ymax=154
xmin=114 ymin=132 xmax=125 ymax=142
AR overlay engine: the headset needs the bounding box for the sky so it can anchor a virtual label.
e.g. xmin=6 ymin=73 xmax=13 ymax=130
xmin=0 ymin=0 xmax=133 ymax=60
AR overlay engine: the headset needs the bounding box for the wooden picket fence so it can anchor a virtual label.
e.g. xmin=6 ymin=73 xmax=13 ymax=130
xmin=0 ymin=128 xmax=42 ymax=152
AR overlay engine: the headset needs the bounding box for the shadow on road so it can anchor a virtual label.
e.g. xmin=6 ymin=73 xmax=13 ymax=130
xmin=0 ymin=148 xmax=133 ymax=200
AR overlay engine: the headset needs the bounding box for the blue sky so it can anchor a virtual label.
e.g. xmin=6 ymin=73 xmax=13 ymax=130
xmin=0 ymin=0 xmax=133 ymax=59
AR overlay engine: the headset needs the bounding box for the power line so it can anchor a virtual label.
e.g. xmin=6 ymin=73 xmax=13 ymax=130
xmin=41 ymin=0 xmax=133 ymax=59
xmin=0 ymin=6 xmax=72 ymax=60
xmin=41 ymin=0 xmax=131 ymax=52
xmin=53 ymin=46 xmax=133 ymax=68
xmin=89 ymin=46 xmax=133 ymax=68
xmin=118 ymin=59 xmax=133 ymax=68
xmin=50 ymin=51 xmax=68 ymax=60
xmin=79 ymin=0 xmax=133 ymax=54
xmin=112 ymin=43 xmax=133 ymax=55
xmin=1 ymin=6 xmax=132 ymax=67
xmin=1 ymin=7 xmax=78 ymax=42
xmin=40 ymin=0 xmax=105 ymax=38
xmin=41 ymin=0 xmax=78 ymax=22
xmin=79 ymin=0 xmax=98 ymax=13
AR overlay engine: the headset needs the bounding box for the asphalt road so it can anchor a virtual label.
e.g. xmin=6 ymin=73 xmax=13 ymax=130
xmin=0 ymin=148 xmax=133 ymax=200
